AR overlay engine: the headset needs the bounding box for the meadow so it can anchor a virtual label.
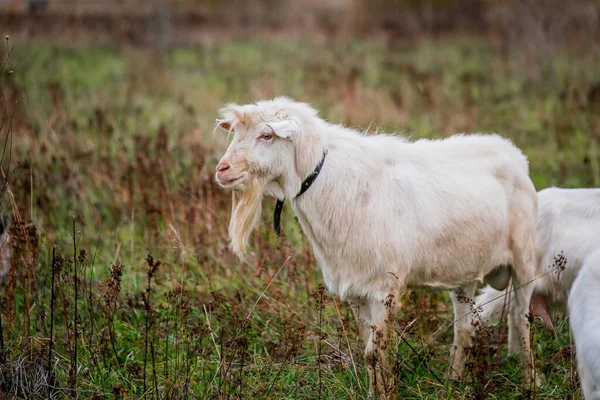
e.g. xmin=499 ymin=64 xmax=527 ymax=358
xmin=1 ymin=34 xmax=599 ymax=398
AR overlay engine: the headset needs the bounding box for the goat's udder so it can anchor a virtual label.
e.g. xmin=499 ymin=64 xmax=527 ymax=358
xmin=530 ymin=295 xmax=553 ymax=328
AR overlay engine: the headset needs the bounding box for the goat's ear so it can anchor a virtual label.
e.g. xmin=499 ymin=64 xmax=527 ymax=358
xmin=267 ymin=120 xmax=299 ymax=140
xmin=216 ymin=119 xmax=232 ymax=132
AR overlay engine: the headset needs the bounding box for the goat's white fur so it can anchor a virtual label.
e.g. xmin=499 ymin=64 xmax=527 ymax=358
xmin=215 ymin=97 xmax=539 ymax=397
xmin=476 ymin=188 xmax=600 ymax=326
xmin=569 ymin=251 xmax=600 ymax=400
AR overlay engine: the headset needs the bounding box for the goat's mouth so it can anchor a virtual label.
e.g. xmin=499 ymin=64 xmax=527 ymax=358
xmin=216 ymin=173 xmax=246 ymax=189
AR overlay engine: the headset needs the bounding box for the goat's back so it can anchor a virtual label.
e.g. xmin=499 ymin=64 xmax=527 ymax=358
xmin=296 ymin=131 xmax=536 ymax=300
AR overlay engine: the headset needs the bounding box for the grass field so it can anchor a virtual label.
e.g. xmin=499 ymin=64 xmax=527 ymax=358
xmin=1 ymin=36 xmax=599 ymax=398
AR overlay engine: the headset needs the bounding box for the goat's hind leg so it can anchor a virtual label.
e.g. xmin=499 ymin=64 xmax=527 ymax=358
xmin=509 ymin=233 xmax=541 ymax=387
xmin=448 ymin=282 xmax=478 ymax=381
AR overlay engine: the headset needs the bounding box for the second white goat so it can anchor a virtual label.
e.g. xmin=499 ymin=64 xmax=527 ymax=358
xmin=476 ymin=188 xmax=600 ymax=327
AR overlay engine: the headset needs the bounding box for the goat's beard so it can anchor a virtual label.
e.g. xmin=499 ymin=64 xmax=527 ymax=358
xmin=228 ymin=177 xmax=266 ymax=258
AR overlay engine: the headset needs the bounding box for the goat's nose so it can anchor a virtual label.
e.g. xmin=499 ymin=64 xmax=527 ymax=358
xmin=216 ymin=161 xmax=230 ymax=173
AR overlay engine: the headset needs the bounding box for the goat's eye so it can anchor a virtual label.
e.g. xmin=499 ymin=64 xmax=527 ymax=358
xmin=260 ymin=133 xmax=273 ymax=141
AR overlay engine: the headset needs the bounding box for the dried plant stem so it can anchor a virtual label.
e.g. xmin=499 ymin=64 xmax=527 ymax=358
xmin=202 ymin=304 xmax=221 ymax=400
xmin=399 ymin=332 xmax=444 ymax=385
xmin=143 ymin=292 xmax=151 ymax=397
xmin=0 ymin=310 xmax=5 ymax=396
xmin=48 ymin=246 xmax=56 ymax=399
xmin=143 ymin=267 xmax=153 ymax=397
xmin=0 ymin=309 xmax=4 ymax=366
xmin=246 ymin=254 xmax=292 ymax=320
xmin=70 ymin=217 xmax=77 ymax=394
xmin=163 ymin=316 xmax=169 ymax=383
xmin=151 ymin=340 xmax=158 ymax=400
xmin=88 ymin=217 xmax=103 ymax=355
xmin=332 ymin=298 xmax=361 ymax=390
xmin=315 ymin=284 xmax=325 ymax=400
xmin=264 ymin=348 xmax=294 ymax=398
xmin=238 ymin=336 xmax=246 ymax=398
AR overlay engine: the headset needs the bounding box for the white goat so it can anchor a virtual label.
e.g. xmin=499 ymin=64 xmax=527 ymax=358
xmin=569 ymin=251 xmax=600 ymax=400
xmin=214 ymin=97 xmax=538 ymax=397
xmin=476 ymin=188 xmax=600 ymax=327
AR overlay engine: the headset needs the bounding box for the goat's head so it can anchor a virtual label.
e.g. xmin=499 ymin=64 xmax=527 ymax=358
xmin=214 ymin=97 xmax=321 ymax=257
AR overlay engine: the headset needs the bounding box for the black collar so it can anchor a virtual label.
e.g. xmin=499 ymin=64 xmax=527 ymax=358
xmin=274 ymin=149 xmax=328 ymax=236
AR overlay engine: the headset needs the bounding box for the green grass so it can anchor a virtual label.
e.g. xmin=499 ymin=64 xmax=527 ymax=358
xmin=1 ymin=37 xmax=597 ymax=398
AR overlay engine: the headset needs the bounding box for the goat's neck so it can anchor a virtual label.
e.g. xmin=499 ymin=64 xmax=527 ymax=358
xmin=282 ymin=128 xmax=326 ymax=199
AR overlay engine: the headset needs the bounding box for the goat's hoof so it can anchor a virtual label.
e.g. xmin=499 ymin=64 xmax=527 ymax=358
xmin=447 ymin=369 xmax=465 ymax=383
xmin=522 ymin=369 xmax=545 ymax=389
xmin=530 ymin=371 xmax=545 ymax=388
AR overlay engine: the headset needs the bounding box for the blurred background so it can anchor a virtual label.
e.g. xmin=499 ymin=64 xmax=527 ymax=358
xmin=0 ymin=1 xmax=599 ymax=398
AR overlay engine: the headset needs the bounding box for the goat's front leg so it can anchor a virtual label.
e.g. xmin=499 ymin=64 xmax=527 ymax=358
xmin=448 ymin=282 xmax=479 ymax=381
xmin=357 ymin=294 xmax=397 ymax=400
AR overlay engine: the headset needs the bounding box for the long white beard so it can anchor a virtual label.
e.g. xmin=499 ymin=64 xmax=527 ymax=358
xmin=229 ymin=178 xmax=265 ymax=257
